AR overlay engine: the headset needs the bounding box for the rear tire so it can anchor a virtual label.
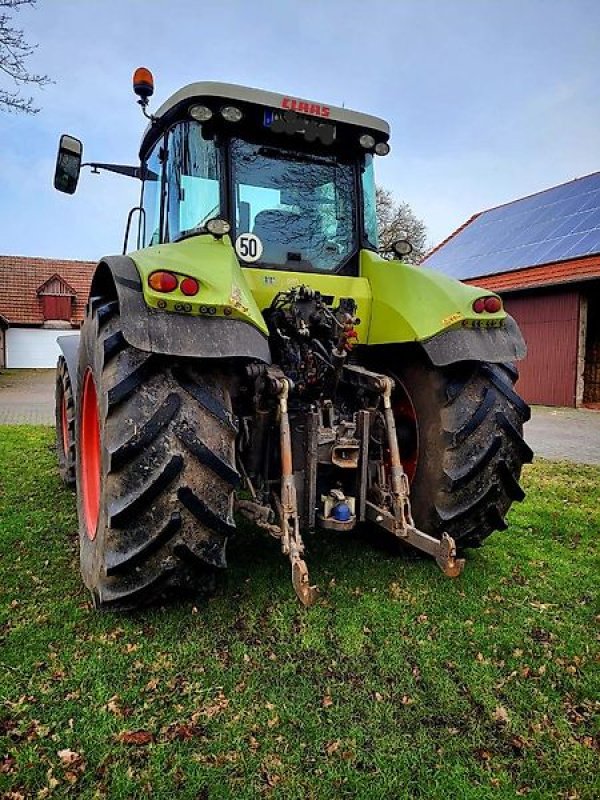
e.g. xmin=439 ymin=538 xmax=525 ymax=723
xmin=390 ymin=356 xmax=533 ymax=549
xmin=56 ymin=355 xmax=76 ymax=487
xmin=75 ymin=298 xmax=239 ymax=610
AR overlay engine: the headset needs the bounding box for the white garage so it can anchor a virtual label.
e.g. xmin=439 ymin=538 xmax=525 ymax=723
xmin=6 ymin=327 xmax=73 ymax=369
xmin=0 ymin=254 xmax=95 ymax=370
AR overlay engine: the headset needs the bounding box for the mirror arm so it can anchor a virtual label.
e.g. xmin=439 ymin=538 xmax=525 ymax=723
xmin=82 ymin=162 xmax=141 ymax=179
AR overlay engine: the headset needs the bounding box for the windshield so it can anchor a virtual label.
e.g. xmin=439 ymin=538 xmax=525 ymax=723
xmin=230 ymin=139 xmax=357 ymax=272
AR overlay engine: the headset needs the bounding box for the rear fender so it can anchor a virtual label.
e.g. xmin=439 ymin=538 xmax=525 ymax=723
xmin=360 ymin=251 xmax=526 ymax=364
xmin=57 ymin=334 xmax=80 ymax=390
xmin=90 ymin=240 xmax=271 ymax=362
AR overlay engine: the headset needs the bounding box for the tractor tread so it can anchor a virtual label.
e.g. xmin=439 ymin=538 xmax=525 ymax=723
xmin=174 ymin=541 xmax=226 ymax=571
xmin=105 ymin=513 xmax=182 ymax=575
xmin=481 ymin=364 xmax=531 ymax=421
xmin=109 ymin=393 xmax=181 ymax=470
xmin=447 ymin=387 xmax=495 ymax=448
xmin=102 ymin=330 xmax=127 ymax=365
xmin=76 ymin=298 xmax=238 ymax=610
xmin=391 ymin=354 xmax=531 ymax=549
xmin=98 ymin=569 xmax=178 ymax=610
xmin=96 ymin=300 xmax=118 ymax=326
xmin=55 ymin=355 xmax=76 ymax=487
xmin=499 ymin=361 xmax=520 ymax=382
xmin=109 ymin=454 xmax=184 ymax=527
xmin=107 ymin=355 xmax=157 ymax=409
xmin=175 ymin=424 xmax=241 ymax=487
xmin=173 ymin=365 xmax=238 ymax=433
xmin=177 ymin=486 xmax=236 ymax=538
xmin=497 ymin=460 xmax=526 ymax=501
xmin=443 ymin=435 xmax=502 ymax=490
xmin=436 ymin=482 xmax=499 ymax=525
xmin=496 ymin=411 xmax=534 ymax=463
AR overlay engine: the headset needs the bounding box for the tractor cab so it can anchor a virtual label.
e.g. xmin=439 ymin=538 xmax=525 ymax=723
xmin=136 ymin=81 xmax=391 ymax=275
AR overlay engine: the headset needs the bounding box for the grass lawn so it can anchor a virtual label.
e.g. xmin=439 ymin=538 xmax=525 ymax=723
xmin=0 ymin=426 xmax=598 ymax=799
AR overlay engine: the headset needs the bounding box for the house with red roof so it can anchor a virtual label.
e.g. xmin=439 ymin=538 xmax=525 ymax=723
xmin=423 ymin=172 xmax=600 ymax=408
xmin=0 ymin=255 xmax=95 ymax=368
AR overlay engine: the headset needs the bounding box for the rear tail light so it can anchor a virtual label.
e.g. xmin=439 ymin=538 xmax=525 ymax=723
xmin=148 ymin=271 xmax=178 ymax=292
xmin=180 ymin=277 xmax=199 ymax=296
xmin=472 ymin=295 xmax=502 ymax=314
xmin=484 ymin=296 xmax=502 ymax=313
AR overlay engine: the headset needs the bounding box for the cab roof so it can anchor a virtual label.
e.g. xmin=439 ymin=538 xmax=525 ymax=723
xmin=141 ymin=81 xmax=390 ymax=155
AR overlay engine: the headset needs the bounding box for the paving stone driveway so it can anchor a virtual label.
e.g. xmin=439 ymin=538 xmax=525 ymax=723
xmin=0 ymin=369 xmax=55 ymax=425
xmin=525 ymin=405 xmax=600 ymax=466
xmin=1 ymin=370 xmax=599 ymax=465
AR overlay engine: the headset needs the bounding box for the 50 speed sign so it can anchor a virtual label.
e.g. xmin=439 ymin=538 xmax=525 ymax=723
xmin=235 ymin=233 xmax=263 ymax=263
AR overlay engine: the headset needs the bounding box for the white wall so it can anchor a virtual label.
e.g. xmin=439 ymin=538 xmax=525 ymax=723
xmin=6 ymin=327 xmax=73 ymax=368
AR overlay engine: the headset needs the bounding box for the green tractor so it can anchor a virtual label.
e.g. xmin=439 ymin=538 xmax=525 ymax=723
xmin=53 ymin=68 xmax=531 ymax=609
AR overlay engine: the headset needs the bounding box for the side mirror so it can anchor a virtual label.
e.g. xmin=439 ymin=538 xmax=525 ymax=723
xmin=54 ymin=134 xmax=83 ymax=195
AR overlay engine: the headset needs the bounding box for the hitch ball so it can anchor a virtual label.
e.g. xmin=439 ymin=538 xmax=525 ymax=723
xmin=317 ymin=491 xmax=356 ymax=532
xmin=332 ymin=502 xmax=352 ymax=522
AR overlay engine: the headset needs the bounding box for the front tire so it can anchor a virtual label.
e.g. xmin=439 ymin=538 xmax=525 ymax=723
xmin=390 ymin=356 xmax=533 ymax=549
xmin=75 ymin=298 xmax=239 ymax=610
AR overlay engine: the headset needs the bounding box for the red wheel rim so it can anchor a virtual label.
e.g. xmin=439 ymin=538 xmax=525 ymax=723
xmin=80 ymin=368 xmax=101 ymax=540
xmin=392 ymin=382 xmax=419 ymax=484
xmin=61 ymin=393 xmax=69 ymax=456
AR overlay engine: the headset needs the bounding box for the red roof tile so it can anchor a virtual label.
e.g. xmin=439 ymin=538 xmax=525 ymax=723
xmin=0 ymin=255 xmax=95 ymax=325
xmin=463 ymin=254 xmax=600 ymax=293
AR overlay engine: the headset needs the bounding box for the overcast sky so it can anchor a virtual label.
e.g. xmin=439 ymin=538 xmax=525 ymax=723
xmin=1 ymin=0 xmax=599 ymax=261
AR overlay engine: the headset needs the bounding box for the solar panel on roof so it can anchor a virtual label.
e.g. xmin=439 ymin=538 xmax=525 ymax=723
xmin=425 ymin=172 xmax=600 ymax=280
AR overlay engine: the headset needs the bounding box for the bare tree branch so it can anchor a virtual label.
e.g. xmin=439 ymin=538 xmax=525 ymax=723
xmin=376 ymin=186 xmax=428 ymax=264
xmin=0 ymin=0 xmax=51 ymax=114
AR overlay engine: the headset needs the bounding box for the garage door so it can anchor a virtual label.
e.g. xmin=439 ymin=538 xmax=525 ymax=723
xmin=6 ymin=328 xmax=73 ymax=368
xmin=503 ymin=290 xmax=580 ymax=407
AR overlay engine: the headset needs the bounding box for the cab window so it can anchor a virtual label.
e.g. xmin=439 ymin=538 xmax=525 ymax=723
xmin=164 ymin=122 xmax=222 ymax=242
xmin=141 ymin=138 xmax=163 ymax=247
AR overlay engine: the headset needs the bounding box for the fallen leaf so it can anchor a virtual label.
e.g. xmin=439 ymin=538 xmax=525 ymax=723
xmin=194 ymin=692 xmax=229 ymax=720
xmin=401 ymin=695 xmax=414 ymax=705
xmin=57 ymin=749 xmax=83 ymax=768
xmin=106 ymin=696 xmax=122 ymax=716
xmin=0 ymin=754 xmax=16 ymax=774
xmin=493 ymin=705 xmax=510 ymax=724
xmin=163 ymin=723 xmax=204 ymax=741
xmin=325 ymin=740 xmax=340 ymax=756
xmin=117 ymin=730 xmax=154 ymax=746
xmin=322 ymin=695 xmax=333 ymax=708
